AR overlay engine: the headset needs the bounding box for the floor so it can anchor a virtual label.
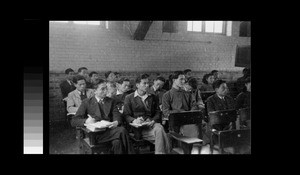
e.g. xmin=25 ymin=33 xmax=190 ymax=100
xmin=49 ymin=121 xmax=233 ymax=154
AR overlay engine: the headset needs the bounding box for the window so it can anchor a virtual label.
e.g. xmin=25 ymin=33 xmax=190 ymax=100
xmin=187 ymin=21 xmax=229 ymax=35
xmin=73 ymin=21 xmax=100 ymax=25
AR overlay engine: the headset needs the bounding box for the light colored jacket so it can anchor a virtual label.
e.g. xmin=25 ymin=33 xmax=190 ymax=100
xmin=67 ymin=89 xmax=94 ymax=114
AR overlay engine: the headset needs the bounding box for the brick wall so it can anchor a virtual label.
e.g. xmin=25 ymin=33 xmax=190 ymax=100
xmin=49 ymin=21 xmax=250 ymax=122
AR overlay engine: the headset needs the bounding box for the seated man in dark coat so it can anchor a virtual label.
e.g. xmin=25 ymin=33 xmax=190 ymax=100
xmin=206 ymin=79 xmax=236 ymax=131
xmin=71 ymin=80 xmax=134 ymax=154
xmin=111 ymin=77 xmax=131 ymax=113
xmin=123 ymin=74 xmax=171 ymax=154
xmin=60 ymin=68 xmax=76 ymax=101
xmin=235 ymin=77 xmax=251 ymax=110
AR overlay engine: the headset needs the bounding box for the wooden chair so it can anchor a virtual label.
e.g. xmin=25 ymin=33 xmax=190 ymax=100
xmin=76 ymin=126 xmax=112 ymax=154
xmin=237 ymin=107 xmax=251 ymax=129
xmin=208 ymin=109 xmax=250 ymax=154
xmin=128 ymin=126 xmax=155 ymax=154
xmin=168 ymin=110 xmax=203 ymax=154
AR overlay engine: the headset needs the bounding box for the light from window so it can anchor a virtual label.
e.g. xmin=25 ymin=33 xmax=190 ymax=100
xmin=205 ymin=21 xmax=214 ymax=32
xmin=214 ymin=21 xmax=223 ymax=33
xmin=106 ymin=21 xmax=109 ymax=29
xmin=73 ymin=21 xmax=100 ymax=25
xmin=50 ymin=21 xmax=68 ymax=23
xmin=187 ymin=21 xmax=202 ymax=32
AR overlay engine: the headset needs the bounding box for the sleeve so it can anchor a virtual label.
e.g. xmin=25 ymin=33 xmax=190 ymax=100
xmin=111 ymin=100 xmax=122 ymax=125
xmin=60 ymin=81 xmax=67 ymax=99
xmin=123 ymin=95 xmax=135 ymax=123
xmin=71 ymin=100 xmax=88 ymax=127
xmin=206 ymin=97 xmax=215 ymax=113
xmin=150 ymin=95 xmax=161 ymax=122
xmin=189 ymin=93 xmax=199 ymax=111
xmin=67 ymin=93 xmax=78 ymax=114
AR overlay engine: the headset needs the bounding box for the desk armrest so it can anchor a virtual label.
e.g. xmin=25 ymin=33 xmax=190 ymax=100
xmin=169 ymin=132 xmax=203 ymax=145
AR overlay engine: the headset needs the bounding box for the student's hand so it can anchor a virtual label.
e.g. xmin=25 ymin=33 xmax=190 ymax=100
xmin=133 ymin=117 xmax=144 ymax=124
xmin=162 ymin=120 xmax=166 ymax=125
xmin=85 ymin=116 xmax=96 ymax=124
xmin=108 ymin=121 xmax=118 ymax=129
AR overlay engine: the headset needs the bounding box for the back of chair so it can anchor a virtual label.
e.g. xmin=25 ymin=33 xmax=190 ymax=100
xmin=208 ymin=109 xmax=237 ymax=125
xmin=237 ymin=107 xmax=250 ymax=122
xmin=169 ymin=110 xmax=203 ymax=134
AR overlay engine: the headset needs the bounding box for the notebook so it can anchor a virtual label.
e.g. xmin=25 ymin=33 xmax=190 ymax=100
xmin=84 ymin=120 xmax=112 ymax=132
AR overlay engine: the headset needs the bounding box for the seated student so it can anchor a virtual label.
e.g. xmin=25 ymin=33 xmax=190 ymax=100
xmin=162 ymin=71 xmax=199 ymax=138
xmin=71 ymin=80 xmax=134 ymax=154
xmin=162 ymin=74 xmax=173 ymax=91
xmin=106 ymin=81 xmax=117 ymax=98
xmin=210 ymin=70 xmax=219 ymax=81
xmin=60 ymin=68 xmax=76 ymax=101
xmin=123 ymin=74 xmax=171 ymax=154
xmin=206 ymin=79 xmax=236 ymax=131
xmin=147 ymin=76 xmax=167 ymax=110
xmin=67 ymin=75 xmax=94 ymax=114
xmin=111 ymin=78 xmax=131 ymax=113
xmin=235 ymin=77 xmax=251 ymax=110
xmin=236 ymin=67 xmax=251 ymax=93
xmin=184 ymin=77 xmax=205 ymax=110
xmin=86 ymin=71 xmax=100 ymax=89
xmin=183 ymin=69 xmax=192 ymax=80
xmin=199 ymin=73 xmax=215 ymax=92
xmin=78 ymin=67 xmax=89 ymax=80
xmin=105 ymin=71 xmax=119 ymax=83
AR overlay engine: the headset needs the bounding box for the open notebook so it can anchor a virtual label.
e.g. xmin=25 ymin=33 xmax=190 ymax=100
xmin=84 ymin=120 xmax=112 ymax=132
xmin=129 ymin=121 xmax=152 ymax=128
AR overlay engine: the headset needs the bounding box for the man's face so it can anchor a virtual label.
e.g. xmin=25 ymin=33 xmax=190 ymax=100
xmin=106 ymin=83 xmax=117 ymax=97
xmin=174 ymin=75 xmax=186 ymax=88
xmin=185 ymin=72 xmax=192 ymax=79
xmin=95 ymin=83 xmax=108 ymax=99
xmin=108 ymin=73 xmax=116 ymax=82
xmin=79 ymin=69 xmax=89 ymax=79
xmin=67 ymin=71 xmax=75 ymax=80
xmin=118 ymin=81 xmax=130 ymax=93
xmin=207 ymin=75 xmax=215 ymax=84
xmin=184 ymin=83 xmax=192 ymax=92
xmin=75 ymin=79 xmax=86 ymax=92
xmin=153 ymin=80 xmax=164 ymax=90
xmin=215 ymin=83 xmax=228 ymax=96
xmin=90 ymin=73 xmax=99 ymax=83
xmin=136 ymin=79 xmax=149 ymax=93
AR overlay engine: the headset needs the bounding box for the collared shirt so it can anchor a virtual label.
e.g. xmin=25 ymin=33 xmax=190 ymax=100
xmin=152 ymin=85 xmax=158 ymax=92
xmin=134 ymin=90 xmax=149 ymax=103
xmin=217 ymin=94 xmax=225 ymax=100
xmin=116 ymin=89 xmax=123 ymax=95
xmin=76 ymin=89 xmax=85 ymax=95
xmin=95 ymin=96 xmax=104 ymax=104
xmin=67 ymin=79 xmax=72 ymax=86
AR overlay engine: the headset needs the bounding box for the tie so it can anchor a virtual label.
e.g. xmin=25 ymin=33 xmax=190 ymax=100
xmin=80 ymin=91 xmax=87 ymax=101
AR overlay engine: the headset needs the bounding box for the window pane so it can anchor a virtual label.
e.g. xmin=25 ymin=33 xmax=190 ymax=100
xmin=193 ymin=21 xmax=202 ymax=32
xmin=214 ymin=21 xmax=223 ymax=33
xmin=205 ymin=21 xmax=214 ymax=32
xmin=73 ymin=21 xmax=87 ymax=24
xmin=86 ymin=21 xmax=100 ymax=25
xmin=106 ymin=21 xmax=109 ymax=29
xmin=226 ymin=21 xmax=232 ymax=36
xmin=187 ymin=21 xmax=193 ymax=31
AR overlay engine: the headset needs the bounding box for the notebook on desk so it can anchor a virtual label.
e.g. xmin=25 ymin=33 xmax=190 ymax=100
xmin=84 ymin=120 xmax=111 ymax=132
xmin=129 ymin=121 xmax=151 ymax=128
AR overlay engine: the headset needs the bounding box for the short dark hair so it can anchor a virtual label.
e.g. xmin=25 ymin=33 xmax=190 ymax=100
xmin=212 ymin=79 xmax=226 ymax=90
xmin=117 ymin=77 xmax=130 ymax=84
xmin=89 ymin=71 xmax=98 ymax=77
xmin=78 ymin=67 xmax=88 ymax=73
xmin=65 ymin=68 xmax=74 ymax=75
xmin=187 ymin=77 xmax=198 ymax=89
xmin=202 ymin=73 xmax=213 ymax=84
xmin=243 ymin=67 xmax=251 ymax=77
xmin=105 ymin=71 xmax=113 ymax=79
xmin=94 ymin=79 xmax=107 ymax=89
xmin=183 ymin=69 xmax=192 ymax=74
xmin=155 ymin=76 xmax=165 ymax=83
xmin=135 ymin=74 xmax=149 ymax=84
xmin=244 ymin=77 xmax=251 ymax=84
xmin=72 ymin=75 xmax=86 ymax=84
xmin=211 ymin=70 xmax=218 ymax=74
xmin=172 ymin=71 xmax=184 ymax=80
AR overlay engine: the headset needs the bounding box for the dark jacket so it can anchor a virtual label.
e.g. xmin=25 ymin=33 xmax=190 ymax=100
xmin=71 ymin=96 xmax=121 ymax=127
xmin=206 ymin=94 xmax=235 ymax=112
xmin=123 ymin=92 xmax=161 ymax=123
xmin=60 ymin=79 xmax=76 ymax=99
xmin=235 ymin=91 xmax=250 ymax=109
xmin=147 ymin=86 xmax=167 ymax=105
